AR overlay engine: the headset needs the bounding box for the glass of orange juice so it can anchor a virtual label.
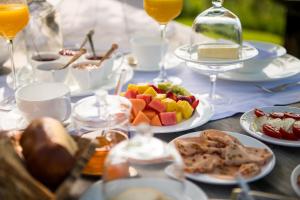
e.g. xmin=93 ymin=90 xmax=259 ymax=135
xmin=144 ymin=0 xmax=183 ymax=84
xmin=0 ymin=0 xmax=29 ymax=109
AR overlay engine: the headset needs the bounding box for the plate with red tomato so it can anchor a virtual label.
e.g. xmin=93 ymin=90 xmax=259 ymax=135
xmin=121 ymin=82 xmax=214 ymax=134
xmin=240 ymin=106 xmax=300 ymax=147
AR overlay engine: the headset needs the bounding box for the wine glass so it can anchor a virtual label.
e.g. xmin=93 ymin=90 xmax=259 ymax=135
xmin=102 ymin=125 xmax=189 ymax=200
xmin=0 ymin=0 xmax=29 ymax=109
xmin=144 ymin=0 xmax=183 ymax=84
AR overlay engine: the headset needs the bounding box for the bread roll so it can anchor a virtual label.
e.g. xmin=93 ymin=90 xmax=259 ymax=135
xmin=20 ymin=117 xmax=78 ymax=189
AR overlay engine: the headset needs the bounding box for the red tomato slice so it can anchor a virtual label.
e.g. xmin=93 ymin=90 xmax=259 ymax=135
xmin=270 ymin=112 xmax=284 ymax=119
xmin=279 ymin=128 xmax=298 ymax=141
xmin=254 ymin=108 xmax=265 ymax=117
xmin=262 ymin=124 xmax=282 ymax=139
xmin=284 ymin=112 xmax=300 ymax=120
xmin=292 ymin=124 xmax=300 ymax=139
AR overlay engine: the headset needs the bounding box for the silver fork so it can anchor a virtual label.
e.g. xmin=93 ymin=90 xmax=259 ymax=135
xmin=255 ymin=81 xmax=300 ymax=93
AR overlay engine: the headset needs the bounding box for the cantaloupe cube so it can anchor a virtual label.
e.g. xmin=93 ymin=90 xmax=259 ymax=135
xmin=143 ymin=87 xmax=157 ymax=97
xmin=162 ymin=98 xmax=177 ymax=112
xmin=176 ymin=112 xmax=183 ymax=123
xmin=137 ymin=84 xmax=150 ymax=94
xmin=130 ymin=99 xmax=146 ymax=116
xmin=143 ymin=110 xmax=156 ymax=120
xmin=150 ymin=115 xmax=162 ymax=126
xmin=177 ymin=100 xmax=194 ymax=119
xmin=154 ymin=93 xmax=167 ymax=100
xmin=127 ymin=84 xmax=138 ymax=91
xmin=132 ymin=111 xmax=150 ymax=126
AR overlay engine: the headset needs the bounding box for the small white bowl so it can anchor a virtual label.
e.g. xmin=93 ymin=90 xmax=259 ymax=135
xmin=35 ymin=62 xmax=69 ymax=83
xmin=71 ymin=59 xmax=114 ymax=90
xmin=291 ymin=164 xmax=300 ymax=197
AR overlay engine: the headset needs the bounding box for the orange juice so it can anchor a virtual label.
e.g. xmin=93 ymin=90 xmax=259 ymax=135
xmin=0 ymin=4 xmax=29 ymax=40
xmin=144 ymin=0 xmax=183 ymax=24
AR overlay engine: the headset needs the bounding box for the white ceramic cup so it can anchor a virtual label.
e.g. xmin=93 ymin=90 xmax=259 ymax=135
xmin=31 ymin=52 xmax=61 ymax=68
xmin=16 ymin=82 xmax=72 ymax=122
xmin=71 ymin=59 xmax=114 ymax=90
xmin=130 ymin=35 xmax=168 ymax=70
xmin=35 ymin=62 xmax=69 ymax=83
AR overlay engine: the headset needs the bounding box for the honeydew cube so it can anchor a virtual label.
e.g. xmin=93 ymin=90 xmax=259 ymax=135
xmin=177 ymin=100 xmax=194 ymax=119
xmin=162 ymin=98 xmax=177 ymax=112
xmin=127 ymin=84 xmax=138 ymax=91
xmin=176 ymin=112 xmax=183 ymax=123
xmin=154 ymin=93 xmax=167 ymax=101
xmin=197 ymin=44 xmax=239 ymax=59
xmin=143 ymin=87 xmax=157 ymax=97
xmin=137 ymin=84 xmax=150 ymax=94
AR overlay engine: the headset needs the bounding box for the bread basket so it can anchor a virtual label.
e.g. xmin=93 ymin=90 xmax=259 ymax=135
xmin=0 ymin=134 xmax=97 ymax=199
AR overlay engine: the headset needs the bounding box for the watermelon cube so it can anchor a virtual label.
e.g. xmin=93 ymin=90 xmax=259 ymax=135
xmin=136 ymin=94 xmax=152 ymax=105
xmin=125 ymin=90 xmax=138 ymax=99
xmin=159 ymin=112 xmax=177 ymax=126
xmin=143 ymin=87 xmax=157 ymax=97
xmin=162 ymin=98 xmax=178 ymax=112
xmin=177 ymin=100 xmax=194 ymax=119
xmin=148 ymin=99 xmax=166 ymax=113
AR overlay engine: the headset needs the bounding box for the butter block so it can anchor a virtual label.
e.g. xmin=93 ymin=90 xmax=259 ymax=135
xmin=197 ymin=44 xmax=239 ymax=59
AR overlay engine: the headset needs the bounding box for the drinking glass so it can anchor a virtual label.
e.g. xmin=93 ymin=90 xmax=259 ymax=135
xmin=144 ymin=0 xmax=183 ymax=84
xmin=0 ymin=0 xmax=29 ymax=109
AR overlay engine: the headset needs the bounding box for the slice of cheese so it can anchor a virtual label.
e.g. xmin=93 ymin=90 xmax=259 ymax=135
xmin=197 ymin=44 xmax=239 ymax=59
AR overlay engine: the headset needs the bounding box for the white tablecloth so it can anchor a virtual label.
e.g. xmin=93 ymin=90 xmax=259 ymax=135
xmin=1 ymin=0 xmax=300 ymax=130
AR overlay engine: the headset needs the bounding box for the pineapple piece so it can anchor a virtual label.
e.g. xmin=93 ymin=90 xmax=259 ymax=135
xmin=137 ymin=84 xmax=150 ymax=94
xmin=143 ymin=87 xmax=157 ymax=97
xmin=127 ymin=84 xmax=138 ymax=91
xmin=154 ymin=93 xmax=167 ymax=101
xmin=176 ymin=112 xmax=183 ymax=123
xmin=162 ymin=98 xmax=177 ymax=112
xmin=177 ymin=100 xmax=194 ymax=119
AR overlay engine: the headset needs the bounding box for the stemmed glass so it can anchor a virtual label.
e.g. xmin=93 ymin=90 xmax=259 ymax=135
xmin=175 ymin=0 xmax=257 ymax=105
xmin=0 ymin=0 xmax=29 ymax=109
xmin=144 ymin=0 xmax=183 ymax=84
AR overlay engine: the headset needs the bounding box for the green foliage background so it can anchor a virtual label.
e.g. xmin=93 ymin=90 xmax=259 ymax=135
xmin=177 ymin=0 xmax=286 ymax=44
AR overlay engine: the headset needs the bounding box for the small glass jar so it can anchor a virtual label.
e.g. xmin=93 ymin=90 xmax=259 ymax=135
xmin=72 ymin=90 xmax=132 ymax=175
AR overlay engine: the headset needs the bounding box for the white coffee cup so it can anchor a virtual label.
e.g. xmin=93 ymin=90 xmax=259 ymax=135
xmin=31 ymin=52 xmax=61 ymax=68
xmin=130 ymin=35 xmax=168 ymax=70
xmin=35 ymin=62 xmax=69 ymax=83
xmin=16 ymin=82 xmax=72 ymax=122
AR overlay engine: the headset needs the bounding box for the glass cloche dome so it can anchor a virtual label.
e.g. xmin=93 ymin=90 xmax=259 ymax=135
xmin=102 ymin=125 xmax=187 ymax=200
xmin=191 ymin=0 xmax=242 ymax=47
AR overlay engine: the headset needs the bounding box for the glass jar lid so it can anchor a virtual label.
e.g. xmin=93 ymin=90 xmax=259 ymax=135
xmin=72 ymin=90 xmax=131 ymax=131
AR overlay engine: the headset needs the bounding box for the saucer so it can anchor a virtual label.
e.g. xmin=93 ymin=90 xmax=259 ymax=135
xmin=123 ymin=53 xmax=182 ymax=72
xmin=218 ymin=54 xmax=300 ymax=82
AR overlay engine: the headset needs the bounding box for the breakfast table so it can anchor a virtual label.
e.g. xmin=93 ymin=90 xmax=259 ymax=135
xmin=1 ymin=0 xmax=300 ymax=199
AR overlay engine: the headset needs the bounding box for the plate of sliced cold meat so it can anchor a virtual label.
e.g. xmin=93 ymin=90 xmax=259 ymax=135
xmin=170 ymin=129 xmax=275 ymax=185
xmin=121 ymin=82 xmax=214 ymax=134
xmin=240 ymin=106 xmax=300 ymax=147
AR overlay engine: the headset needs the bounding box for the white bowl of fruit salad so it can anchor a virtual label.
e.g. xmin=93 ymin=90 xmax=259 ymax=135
xmin=121 ymin=82 xmax=214 ymax=134
xmin=240 ymin=106 xmax=300 ymax=147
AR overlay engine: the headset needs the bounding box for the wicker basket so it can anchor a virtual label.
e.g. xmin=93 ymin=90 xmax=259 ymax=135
xmin=0 ymin=135 xmax=97 ymax=200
